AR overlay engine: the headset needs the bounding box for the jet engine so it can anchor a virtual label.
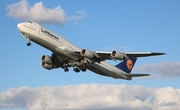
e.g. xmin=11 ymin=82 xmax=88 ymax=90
xmin=80 ymin=49 xmax=94 ymax=59
xmin=41 ymin=55 xmax=53 ymax=70
xmin=41 ymin=55 xmax=53 ymax=64
xmin=41 ymin=62 xmax=53 ymax=70
xmin=111 ymin=50 xmax=125 ymax=60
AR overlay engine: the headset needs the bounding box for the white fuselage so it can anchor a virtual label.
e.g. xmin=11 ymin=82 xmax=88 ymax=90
xmin=17 ymin=21 xmax=128 ymax=80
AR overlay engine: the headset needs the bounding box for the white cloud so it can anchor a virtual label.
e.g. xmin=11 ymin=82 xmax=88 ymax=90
xmin=134 ymin=61 xmax=180 ymax=79
xmin=6 ymin=0 xmax=86 ymax=25
xmin=0 ymin=84 xmax=180 ymax=110
xmin=69 ymin=10 xmax=87 ymax=20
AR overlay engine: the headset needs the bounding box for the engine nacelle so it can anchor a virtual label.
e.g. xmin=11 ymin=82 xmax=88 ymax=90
xmin=111 ymin=50 xmax=125 ymax=60
xmin=41 ymin=62 xmax=53 ymax=70
xmin=41 ymin=55 xmax=52 ymax=64
xmin=80 ymin=49 xmax=94 ymax=59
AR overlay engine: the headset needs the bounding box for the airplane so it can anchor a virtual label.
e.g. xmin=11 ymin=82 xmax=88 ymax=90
xmin=17 ymin=21 xmax=165 ymax=80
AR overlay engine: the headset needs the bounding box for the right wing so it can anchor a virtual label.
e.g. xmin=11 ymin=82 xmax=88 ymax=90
xmin=124 ymin=52 xmax=166 ymax=58
xmin=69 ymin=48 xmax=165 ymax=62
xmin=95 ymin=51 xmax=165 ymax=61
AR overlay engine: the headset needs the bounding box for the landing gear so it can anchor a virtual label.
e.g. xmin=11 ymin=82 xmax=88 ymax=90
xmin=27 ymin=42 xmax=31 ymax=46
xmin=26 ymin=38 xmax=31 ymax=46
xmin=73 ymin=67 xmax=80 ymax=73
xmin=62 ymin=60 xmax=88 ymax=73
xmin=73 ymin=67 xmax=86 ymax=72
xmin=63 ymin=63 xmax=69 ymax=72
xmin=81 ymin=63 xmax=87 ymax=72
xmin=81 ymin=68 xmax=86 ymax=72
xmin=64 ymin=68 xmax=69 ymax=72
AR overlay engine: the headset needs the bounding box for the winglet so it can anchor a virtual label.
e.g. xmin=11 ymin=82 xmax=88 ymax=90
xmin=115 ymin=57 xmax=137 ymax=73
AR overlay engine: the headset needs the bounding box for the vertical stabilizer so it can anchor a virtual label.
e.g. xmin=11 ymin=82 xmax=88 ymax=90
xmin=115 ymin=58 xmax=137 ymax=73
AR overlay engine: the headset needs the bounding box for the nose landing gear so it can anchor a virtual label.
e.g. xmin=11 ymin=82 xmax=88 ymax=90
xmin=26 ymin=38 xmax=31 ymax=46
xmin=27 ymin=42 xmax=31 ymax=46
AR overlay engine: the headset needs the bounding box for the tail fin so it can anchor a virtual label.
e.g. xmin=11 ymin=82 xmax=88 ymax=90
xmin=115 ymin=57 xmax=137 ymax=73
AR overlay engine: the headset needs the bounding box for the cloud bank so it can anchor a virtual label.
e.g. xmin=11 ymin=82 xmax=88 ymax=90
xmin=0 ymin=84 xmax=180 ymax=110
xmin=6 ymin=0 xmax=86 ymax=25
xmin=134 ymin=61 xmax=180 ymax=79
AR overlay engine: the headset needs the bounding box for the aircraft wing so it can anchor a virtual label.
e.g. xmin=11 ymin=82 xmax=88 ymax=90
xmin=95 ymin=51 xmax=165 ymax=60
xmin=73 ymin=49 xmax=165 ymax=62
xmin=123 ymin=52 xmax=166 ymax=58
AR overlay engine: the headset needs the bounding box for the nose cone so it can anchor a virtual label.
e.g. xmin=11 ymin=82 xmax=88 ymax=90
xmin=17 ymin=23 xmax=23 ymax=31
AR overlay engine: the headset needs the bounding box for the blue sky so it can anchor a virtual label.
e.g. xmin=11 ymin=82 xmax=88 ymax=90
xmin=1 ymin=0 xmax=180 ymax=110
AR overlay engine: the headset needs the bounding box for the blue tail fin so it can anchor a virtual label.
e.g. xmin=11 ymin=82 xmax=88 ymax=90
xmin=115 ymin=57 xmax=137 ymax=73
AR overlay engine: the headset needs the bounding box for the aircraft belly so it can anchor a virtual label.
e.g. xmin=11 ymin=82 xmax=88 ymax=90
xmin=55 ymin=47 xmax=80 ymax=60
xmin=87 ymin=66 xmax=109 ymax=77
xmin=89 ymin=62 xmax=118 ymax=78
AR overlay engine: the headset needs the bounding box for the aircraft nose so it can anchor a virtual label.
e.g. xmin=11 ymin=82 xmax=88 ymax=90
xmin=17 ymin=23 xmax=23 ymax=31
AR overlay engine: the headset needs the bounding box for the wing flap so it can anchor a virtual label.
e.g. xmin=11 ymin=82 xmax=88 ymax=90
xmin=94 ymin=51 xmax=112 ymax=60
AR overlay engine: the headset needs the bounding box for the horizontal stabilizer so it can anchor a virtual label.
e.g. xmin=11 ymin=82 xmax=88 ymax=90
xmin=123 ymin=73 xmax=150 ymax=77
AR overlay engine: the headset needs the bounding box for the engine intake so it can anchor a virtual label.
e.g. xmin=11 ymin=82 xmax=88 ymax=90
xmin=80 ymin=49 xmax=94 ymax=59
xmin=41 ymin=55 xmax=52 ymax=64
xmin=111 ymin=50 xmax=125 ymax=60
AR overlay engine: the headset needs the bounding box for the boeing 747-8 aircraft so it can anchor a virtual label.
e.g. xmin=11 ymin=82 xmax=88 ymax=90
xmin=17 ymin=21 xmax=165 ymax=80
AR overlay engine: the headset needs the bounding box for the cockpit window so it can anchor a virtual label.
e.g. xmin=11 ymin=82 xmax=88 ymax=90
xmin=27 ymin=21 xmax=33 ymax=23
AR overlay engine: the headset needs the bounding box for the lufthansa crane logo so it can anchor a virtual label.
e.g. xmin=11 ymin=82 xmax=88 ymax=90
xmin=126 ymin=59 xmax=133 ymax=70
